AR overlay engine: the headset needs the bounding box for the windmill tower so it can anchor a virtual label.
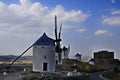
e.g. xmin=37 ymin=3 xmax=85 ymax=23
xmin=55 ymin=15 xmax=62 ymax=64
xmin=62 ymin=45 xmax=70 ymax=59
xmin=32 ymin=33 xmax=55 ymax=72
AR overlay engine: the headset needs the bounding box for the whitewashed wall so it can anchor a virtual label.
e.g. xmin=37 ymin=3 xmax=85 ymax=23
xmin=32 ymin=45 xmax=55 ymax=73
xmin=62 ymin=49 xmax=69 ymax=59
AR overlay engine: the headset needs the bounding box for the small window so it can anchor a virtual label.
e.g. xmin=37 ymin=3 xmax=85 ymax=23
xmin=34 ymin=46 xmax=37 ymax=48
xmin=44 ymin=56 xmax=46 ymax=59
xmin=56 ymin=56 xmax=57 ymax=58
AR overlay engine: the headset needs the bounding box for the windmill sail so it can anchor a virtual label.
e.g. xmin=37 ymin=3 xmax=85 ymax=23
xmin=54 ymin=15 xmax=62 ymax=64
xmin=59 ymin=24 xmax=62 ymax=40
xmin=55 ymin=15 xmax=58 ymax=40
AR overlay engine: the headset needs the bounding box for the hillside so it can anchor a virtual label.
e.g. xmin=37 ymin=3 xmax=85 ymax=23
xmin=0 ymin=55 xmax=32 ymax=62
xmin=56 ymin=59 xmax=103 ymax=73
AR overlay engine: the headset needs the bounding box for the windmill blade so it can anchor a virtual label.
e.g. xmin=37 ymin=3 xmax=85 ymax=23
xmin=58 ymin=24 xmax=62 ymax=40
xmin=55 ymin=15 xmax=58 ymax=40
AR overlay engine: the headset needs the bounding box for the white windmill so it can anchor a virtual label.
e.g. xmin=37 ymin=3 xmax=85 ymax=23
xmin=4 ymin=15 xmax=62 ymax=73
xmin=32 ymin=33 xmax=56 ymax=72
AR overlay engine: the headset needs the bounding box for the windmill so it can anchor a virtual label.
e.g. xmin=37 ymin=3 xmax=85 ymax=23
xmin=0 ymin=15 xmax=62 ymax=72
xmin=55 ymin=15 xmax=62 ymax=64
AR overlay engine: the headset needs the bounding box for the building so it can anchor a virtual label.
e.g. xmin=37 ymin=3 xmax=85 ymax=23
xmin=73 ymin=53 xmax=82 ymax=61
xmin=89 ymin=58 xmax=95 ymax=65
xmin=94 ymin=50 xmax=114 ymax=60
xmin=94 ymin=50 xmax=114 ymax=69
xmin=32 ymin=33 xmax=55 ymax=73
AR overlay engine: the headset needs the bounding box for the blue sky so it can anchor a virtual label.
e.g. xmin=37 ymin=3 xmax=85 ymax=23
xmin=0 ymin=0 xmax=120 ymax=59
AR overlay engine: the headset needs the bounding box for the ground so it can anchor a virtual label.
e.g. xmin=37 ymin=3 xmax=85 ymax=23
xmin=0 ymin=71 xmax=89 ymax=80
xmin=102 ymin=71 xmax=120 ymax=80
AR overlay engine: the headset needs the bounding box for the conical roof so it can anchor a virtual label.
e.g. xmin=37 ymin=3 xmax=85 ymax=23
xmin=75 ymin=53 xmax=81 ymax=57
xmin=63 ymin=46 xmax=67 ymax=50
xmin=34 ymin=33 xmax=55 ymax=46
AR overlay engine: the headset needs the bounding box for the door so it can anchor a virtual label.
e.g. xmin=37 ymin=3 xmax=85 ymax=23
xmin=43 ymin=63 xmax=47 ymax=71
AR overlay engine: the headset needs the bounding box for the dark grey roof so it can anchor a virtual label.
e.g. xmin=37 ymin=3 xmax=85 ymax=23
xmin=34 ymin=33 xmax=55 ymax=46
xmin=75 ymin=53 xmax=81 ymax=57
xmin=90 ymin=58 xmax=95 ymax=61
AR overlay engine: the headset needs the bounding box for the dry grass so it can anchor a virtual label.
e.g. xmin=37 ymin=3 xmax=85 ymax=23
xmin=0 ymin=60 xmax=32 ymax=65
xmin=56 ymin=59 xmax=99 ymax=73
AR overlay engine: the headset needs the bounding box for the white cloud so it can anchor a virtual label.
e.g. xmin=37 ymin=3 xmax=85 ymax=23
xmin=94 ymin=29 xmax=112 ymax=37
xmin=111 ymin=0 xmax=116 ymax=3
xmin=77 ymin=28 xmax=87 ymax=33
xmin=51 ymin=5 xmax=89 ymax=23
xmin=94 ymin=30 xmax=107 ymax=35
xmin=112 ymin=10 xmax=120 ymax=14
xmin=0 ymin=0 xmax=89 ymax=38
xmin=102 ymin=9 xmax=120 ymax=26
xmin=0 ymin=0 xmax=89 ymax=55
xmin=102 ymin=16 xmax=120 ymax=25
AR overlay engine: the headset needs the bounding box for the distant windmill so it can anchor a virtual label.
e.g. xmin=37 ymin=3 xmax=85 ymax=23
xmin=55 ymin=15 xmax=62 ymax=64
